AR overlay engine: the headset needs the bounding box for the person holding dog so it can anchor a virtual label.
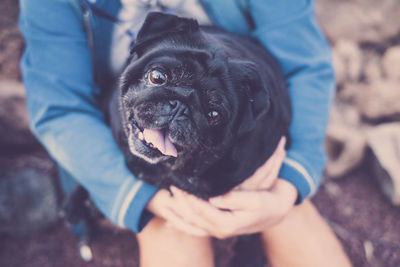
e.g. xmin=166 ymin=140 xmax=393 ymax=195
xmin=19 ymin=0 xmax=351 ymax=266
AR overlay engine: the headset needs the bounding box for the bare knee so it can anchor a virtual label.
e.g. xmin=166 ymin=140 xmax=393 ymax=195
xmin=261 ymin=200 xmax=352 ymax=267
xmin=137 ymin=217 xmax=214 ymax=267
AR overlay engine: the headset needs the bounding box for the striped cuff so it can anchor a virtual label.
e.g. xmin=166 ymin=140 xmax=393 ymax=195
xmin=112 ymin=179 xmax=159 ymax=233
xmin=279 ymin=158 xmax=316 ymax=204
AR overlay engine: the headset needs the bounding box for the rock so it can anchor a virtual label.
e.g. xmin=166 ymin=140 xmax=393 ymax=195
xmin=0 ymin=168 xmax=59 ymax=236
xmin=361 ymin=51 xmax=383 ymax=83
xmin=316 ymin=0 xmax=400 ymax=43
xmin=342 ymin=206 xmax=354 ymax=217
xmin=336 ymin=83 xmax=358 ymax=102
xmin=325 ymin=101 xmax=367 ymax=178
xmin=352 ymin=80 xmax=400 ymax=121
xmin=324 ymin=181 xmax=342 ymax=197
xmin=366 ymin=123 xmax=400 ymax=205
xmin=332 ymin=40 xmax=362 ymax=85
xmin=363 ymin=240 xmax=374 ymax=262
xmin=382 ymin=46 xmax=400 ymax=81
xmin=0 ymin=23 xmax=24 ymax=81
xmin=0 ymin=80 xmax=38 ymax=148
xmin=0 ymin=81 xmax=58 ymax=236
xmin=0 ymin=80 xmax=25 ymax=98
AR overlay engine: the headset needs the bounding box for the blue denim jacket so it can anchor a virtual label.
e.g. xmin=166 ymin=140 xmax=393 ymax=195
xmin=19 ymin=0 xmax=334 ymax=232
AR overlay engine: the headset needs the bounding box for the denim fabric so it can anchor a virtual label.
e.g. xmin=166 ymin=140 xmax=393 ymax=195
xmin=202 ymin=0 xmax=335 ymax=202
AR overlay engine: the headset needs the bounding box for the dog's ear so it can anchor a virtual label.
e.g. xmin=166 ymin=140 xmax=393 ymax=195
xmin=229 ymin=60 xmax=271 ymax=136
xmin=131 ymin=12 xmax=199 ymax=53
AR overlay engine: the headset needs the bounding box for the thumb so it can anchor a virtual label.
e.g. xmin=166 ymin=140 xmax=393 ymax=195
xmin=209 ymin=190 xmax=275 ymax=211
xmin=236 ymin=136 xmax=286 ymax=190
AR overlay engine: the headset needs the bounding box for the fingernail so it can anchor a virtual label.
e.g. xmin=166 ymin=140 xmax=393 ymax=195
xmin=279 ymin=136 xmax=286 ymax=149
xmin=281 ymin=136 xmax=286 ymax=145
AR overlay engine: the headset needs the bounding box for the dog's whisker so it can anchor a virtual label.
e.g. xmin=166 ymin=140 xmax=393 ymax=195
xmin=109 ymin=12 xmax=290 ymax=198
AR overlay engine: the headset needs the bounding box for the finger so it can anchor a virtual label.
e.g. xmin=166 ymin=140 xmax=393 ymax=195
xmin=170 ymin=186 xmax=217 ymax=230
xmin=260 ymin=148 xmax=286 ymax=189
xmin=171 ymin=188 xmax=247 ymax=239
xmin=236 ymin=154 xmax=276 ymax=190
xmin=173 ymin=187 xmax=235 ymax=226
xmin=174 ymin=188 xmax=285 ymax=238
xmin=257 ymin=137 xmax=287 ymax=189
xmin=236 ymin=137 xmax=286 ymax=190
xmin=183 ymin=195 xmax=243 ymax=238
xmin=247 ymin=137 xmax=286 ymax=190
xmin=161 ymin=208 xmax=208 ymax=236
xmin=210 ymin=190 xmax=268 ymax=211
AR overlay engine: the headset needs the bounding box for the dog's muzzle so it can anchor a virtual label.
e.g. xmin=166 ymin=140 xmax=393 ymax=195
xmin=133 ymin=99 xmax=191 ymax=157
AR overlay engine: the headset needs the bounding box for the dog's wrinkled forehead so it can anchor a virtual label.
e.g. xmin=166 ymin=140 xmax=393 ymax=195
xmin=122 ymin=12 xmax=272 ymax=138
xmin=131 ymin=12 xmax=200 ymax=55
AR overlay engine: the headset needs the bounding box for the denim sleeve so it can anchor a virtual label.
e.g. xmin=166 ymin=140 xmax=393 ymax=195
xmin=19 ymin=0 xmax=158 ymax=232
xmin=248 ymin=0 xmax=335 ymax=202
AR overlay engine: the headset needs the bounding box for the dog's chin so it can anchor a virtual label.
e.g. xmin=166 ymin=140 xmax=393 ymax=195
xmin=126 ymin=123 xmax=172 ymax=164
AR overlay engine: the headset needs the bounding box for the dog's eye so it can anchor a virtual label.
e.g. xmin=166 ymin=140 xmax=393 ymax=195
xmin=148 ymin=69 xmax=167 ymax=85
xmin=207 ymin=110 xmax=221 ymax=125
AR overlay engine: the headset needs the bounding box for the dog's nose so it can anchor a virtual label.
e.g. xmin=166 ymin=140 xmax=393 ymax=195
xmin=168 ymin=99 xmax=190 ymax=120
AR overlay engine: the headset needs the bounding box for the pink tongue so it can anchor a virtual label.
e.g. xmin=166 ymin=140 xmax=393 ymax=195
xmin=143 ymin=129 xmax=178 ymax=157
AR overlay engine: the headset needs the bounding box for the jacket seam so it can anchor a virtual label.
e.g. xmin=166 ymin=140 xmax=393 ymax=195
xmin=283 ymin=157 xmax=316 ymax=195
xmin=117 ymin=180 xmax=143 ymax=227
xmin=111 ymin=178 xmax=133 ymax=222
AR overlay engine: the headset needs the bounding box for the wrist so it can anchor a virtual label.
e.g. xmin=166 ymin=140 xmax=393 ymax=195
xmin=279 ymin=159 xmax=315 ymax=204
xmin=275 ymin=178 xmax=298 ymax=209
xmin=146 ymin=189 xmax=172 ymax=218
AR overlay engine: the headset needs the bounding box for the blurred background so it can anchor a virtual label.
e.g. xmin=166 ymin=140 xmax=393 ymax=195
xmin=0 ymin=0 xmax=399 ymax=266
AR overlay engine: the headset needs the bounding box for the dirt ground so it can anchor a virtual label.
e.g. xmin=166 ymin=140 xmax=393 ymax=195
xmin=1 ymin=167 xmax=399 ymax=267
xmin=0 ymin=1 xmax=399 ymax=267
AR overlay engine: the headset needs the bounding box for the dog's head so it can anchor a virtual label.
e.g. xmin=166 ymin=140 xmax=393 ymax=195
xmin=118 ymin=12 xmax=289 ymax=195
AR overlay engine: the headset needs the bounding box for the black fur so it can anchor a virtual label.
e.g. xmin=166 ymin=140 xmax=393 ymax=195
xmin=108 ymin=12 xmax=291 ymax=199
xmin=62 ymin=13 xmax=291 ymax=262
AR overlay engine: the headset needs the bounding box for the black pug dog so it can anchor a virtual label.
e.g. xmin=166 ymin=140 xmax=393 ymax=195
xmin=63 ymin=12 xmax=291 ymax=258
xmin=108 ymin=12 xmax=291 ymax=199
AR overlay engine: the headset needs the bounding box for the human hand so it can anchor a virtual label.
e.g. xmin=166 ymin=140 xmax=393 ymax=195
xmin=235 ymin=136 xmax=286 ymax=191
xmin=146 ymin=188 xmax=209 ymax=236
xmin=146 ymin=136 xmax=297 ymax=238
xmin=168 ymin=178 xmax=297 ymax=239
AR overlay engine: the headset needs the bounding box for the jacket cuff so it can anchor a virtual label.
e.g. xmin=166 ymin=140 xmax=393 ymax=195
xmin=279 ymin=158 xmax=316 ymax=204
xmin=117 ymin=181 xmax=159 ymax=233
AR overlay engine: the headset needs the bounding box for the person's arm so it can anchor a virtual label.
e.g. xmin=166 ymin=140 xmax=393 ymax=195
xmin=202 ymin=0 xmax=334 ymax=202
xmin=137 ymin=0 xmax=335 ymax=238
xmin=248 ymin=0 xmax=335 ymax=202
xmin=19 ymin=0 xmax=158 ymax=232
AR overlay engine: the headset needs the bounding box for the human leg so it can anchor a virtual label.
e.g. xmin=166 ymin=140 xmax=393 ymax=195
xmin=261 ymin=199 xmax=352 ymax=267
xmin=136 ymin=216 xmax=214 ymax=267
